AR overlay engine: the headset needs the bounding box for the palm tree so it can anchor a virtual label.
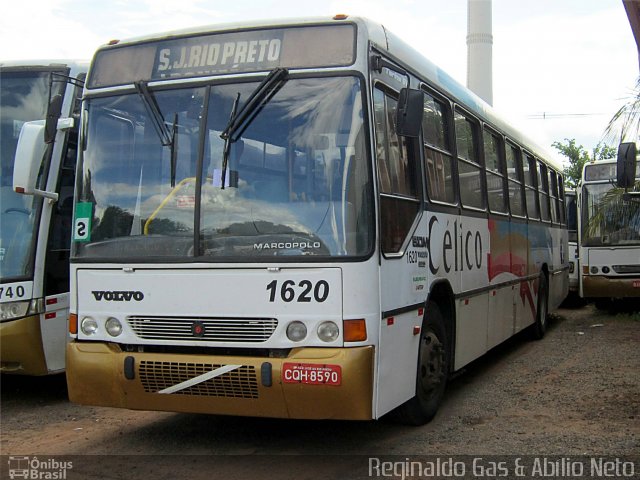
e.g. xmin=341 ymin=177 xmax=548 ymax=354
xmin=604 ymin=76 xmax=640 ymax=143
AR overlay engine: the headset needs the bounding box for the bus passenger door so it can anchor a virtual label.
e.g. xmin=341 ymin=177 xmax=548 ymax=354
xmin=41 ymin=135 xmax=76 ymax=373
xmin=372 ymin=80 xmax=425 ymax=416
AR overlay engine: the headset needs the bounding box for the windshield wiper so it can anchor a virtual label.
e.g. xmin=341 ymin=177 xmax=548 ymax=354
xmin=135 ymin=81 xmax=179 ymax=187
xmin=219 ymin=93 xmax=240 ymax=189
xmin=219 ymin=67 xmax=289 ymax=189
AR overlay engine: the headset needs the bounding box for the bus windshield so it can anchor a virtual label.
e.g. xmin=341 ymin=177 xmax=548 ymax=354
xmin=582 ymin=182 xmax=640 ymax=246
xmin=0 ymin=70 xmax=59 ymax=281
xmin=73 ymin=75 xmax=373 ymax=260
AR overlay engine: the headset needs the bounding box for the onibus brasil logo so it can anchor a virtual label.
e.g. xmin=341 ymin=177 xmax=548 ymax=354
xmin=8 ymin=456 xmax=73 ymax=479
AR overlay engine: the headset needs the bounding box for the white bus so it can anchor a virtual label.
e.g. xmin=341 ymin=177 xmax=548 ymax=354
xmin=578 ymin=153 xmax=640 ymax=307
xmin=1 ymin=60 xmax=87 ymax=375
xmin=17 ymin=17 xmax=567 ymax=422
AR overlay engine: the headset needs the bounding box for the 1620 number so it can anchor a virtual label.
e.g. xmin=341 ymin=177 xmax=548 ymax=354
xmin=266 ymin=280 xmax=330 ymax=303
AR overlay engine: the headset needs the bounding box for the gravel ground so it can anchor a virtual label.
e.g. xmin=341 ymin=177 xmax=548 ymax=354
xmin=1 ymin=303 xmax=638 ymax=479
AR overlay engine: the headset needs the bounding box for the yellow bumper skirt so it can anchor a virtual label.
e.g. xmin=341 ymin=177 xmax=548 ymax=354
xmin=582 ymin=276 xmax=640 ymax=298
xmin=66 ymin=342 xmax=374 ymax=420
xmin=0 ymin=314 xmax=48 ymax=375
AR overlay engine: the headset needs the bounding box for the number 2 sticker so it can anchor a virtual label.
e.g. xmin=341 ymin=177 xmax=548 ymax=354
xmin=73 ymin=202 xmax=92 ymax=242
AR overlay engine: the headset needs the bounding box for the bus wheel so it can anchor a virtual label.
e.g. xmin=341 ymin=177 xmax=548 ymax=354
xmin=395 ymin=301 xmax=449 ymax=425
xmin=530 ymin=273 xmax=548 ymax=340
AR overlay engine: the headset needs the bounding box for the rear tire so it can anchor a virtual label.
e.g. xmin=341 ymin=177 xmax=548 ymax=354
xmin=395 ymin=301 xmax=449 ymax=425
xmin=530 ymin=273 xmax=548 ymax=340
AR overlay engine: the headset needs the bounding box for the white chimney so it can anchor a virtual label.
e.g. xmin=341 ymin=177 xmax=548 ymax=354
xmin=467 ymin=0 xmax=493 ymax=105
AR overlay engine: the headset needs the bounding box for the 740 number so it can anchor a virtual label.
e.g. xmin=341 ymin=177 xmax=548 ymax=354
xmin=266 ymin=280 xmax=329 ymax=303
xmin=0 ymin=286 xmax=26 ymax=301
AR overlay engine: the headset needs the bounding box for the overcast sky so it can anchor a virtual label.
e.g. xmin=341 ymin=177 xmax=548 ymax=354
xmin=1 ymin=0 xmax=637 ymax=164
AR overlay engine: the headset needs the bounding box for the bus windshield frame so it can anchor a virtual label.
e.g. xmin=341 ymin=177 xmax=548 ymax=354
xmin=72 ymin=73 xmax=374 ymax=262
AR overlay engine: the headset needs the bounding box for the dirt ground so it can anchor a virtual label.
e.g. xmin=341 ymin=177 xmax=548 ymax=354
xmin=1 ymin=303 xmax=638 ymax=479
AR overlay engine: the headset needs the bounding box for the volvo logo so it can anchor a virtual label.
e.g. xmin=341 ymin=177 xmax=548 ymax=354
xmin=192 ymin=321 xmax=206 ymax=337
xmin=91 ymin=290 xmax=144 ymax=302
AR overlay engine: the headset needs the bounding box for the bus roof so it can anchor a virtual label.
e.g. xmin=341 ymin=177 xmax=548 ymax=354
xmin=92 ymin=15 xmax=560 ymax=171
xmin=0 ymin=59 xmax=89 ymax=69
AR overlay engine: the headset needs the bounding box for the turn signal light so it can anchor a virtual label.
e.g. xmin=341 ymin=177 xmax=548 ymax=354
xmin=69 ymin=313 xmax=78 ymax=335
xmin=343 ymin=319 xmax=367 ymax=342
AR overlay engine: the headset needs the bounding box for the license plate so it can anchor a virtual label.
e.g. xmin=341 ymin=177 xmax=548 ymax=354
xmin=282 ymin=363 xmax=342 ymax=386
xmin=633 ymin=280 xmax=640 ymax=288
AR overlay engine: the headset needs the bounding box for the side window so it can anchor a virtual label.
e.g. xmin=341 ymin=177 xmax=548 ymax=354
xmin=559 ymin=177 xmax=566 ymax=225
xmin=455 ymin=110 xmax=484 ymax=210
xmin=566 ymin=194 xmax=577 ymax=242
xmin=422 ymin=91 xmax=456 ymax=204
xmin=548 ymin=169 xmax=560 ymax=224
xmin=374 ymin=86 xmax=420 ymax=254
xmin=483 ymin=128 xmax=507 ymax=213
xmin=523 ymin=153 xmax=539 ymax=219
xmin=505 ymin=142 xmax=525 ymax=217
xmin=538 ymin=161 xmax=551 ymax=222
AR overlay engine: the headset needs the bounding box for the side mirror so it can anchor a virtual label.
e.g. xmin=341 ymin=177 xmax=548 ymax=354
xmin=396 ymin=88 xmax=424 ymax=138
xmin=13 ymin=120 xmax=58 ymax=202
xmin=617 ymin=142 xmax=637 ymax=189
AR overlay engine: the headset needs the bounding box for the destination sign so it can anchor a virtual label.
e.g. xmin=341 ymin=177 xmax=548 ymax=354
xmin=88 ymin=24 xmax=356 ymax=89
xmin=584 ymin=164 xmax=616 ymax=181
xmin=584 ymin=162 xmax=640 ymax=181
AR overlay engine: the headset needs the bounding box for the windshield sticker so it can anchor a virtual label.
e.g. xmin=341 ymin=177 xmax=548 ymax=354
xmin=73 ymin=202 xmax=93 ymax=242
xmin=212 ymin=169 xmax=232 ymax=188
xmin=176 ymin=195 xmax=195 ymax=209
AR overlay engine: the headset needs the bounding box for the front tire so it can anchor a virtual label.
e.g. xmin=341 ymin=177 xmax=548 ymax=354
xmin=395 ymin=301 xmax=449 ymax=425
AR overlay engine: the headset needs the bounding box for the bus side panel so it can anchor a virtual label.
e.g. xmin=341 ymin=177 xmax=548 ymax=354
xmin=487 ymin=219 xmax=516 ymax=350
xmin=454 ymin=294 xmax=488 ymax=370
xmin=549 ymin=227 xmax=569 ymax=309
xmin=376 ymin=309 xmax=424 ymax=416
xmin=453 ymin=215 xmax=490 ymax=370
xmin=510 ymin=221 xmax=535 ymax=332
xmin=40 ymin=292 xmax=69 ymax=373
xmin=377 ymin=214 xmax=429 ymax=417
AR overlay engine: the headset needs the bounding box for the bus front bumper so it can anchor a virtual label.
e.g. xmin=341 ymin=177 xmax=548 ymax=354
xmin=66 ymin=342 xmax=374 ymax=420
xmin=0 ymin=314 xmax=48 ymax=375
xmin=582 ymin=276 xmax=640 ymax=298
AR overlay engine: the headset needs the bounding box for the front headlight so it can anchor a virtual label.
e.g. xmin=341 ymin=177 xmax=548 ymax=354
xmin=317 ymin=321 xmax=339 ymax=342
xmin=0 ymin=301 xmax=30 ymax=321
xmin=0 ymin=298 xmax=43 ymax=321
xmin=105 ymin=317 xmax=123 ymax=337
xmin=81 ymin=317 xmax=99 ymax=336
xmin=286 ymin=321 xmax=307 ymax=342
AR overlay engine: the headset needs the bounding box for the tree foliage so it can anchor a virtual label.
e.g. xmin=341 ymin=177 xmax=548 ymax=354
xmin=552 ymin=138 xmax=616 ymax=188
xmin=604 ymin=76 xmax=640 ymax=143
